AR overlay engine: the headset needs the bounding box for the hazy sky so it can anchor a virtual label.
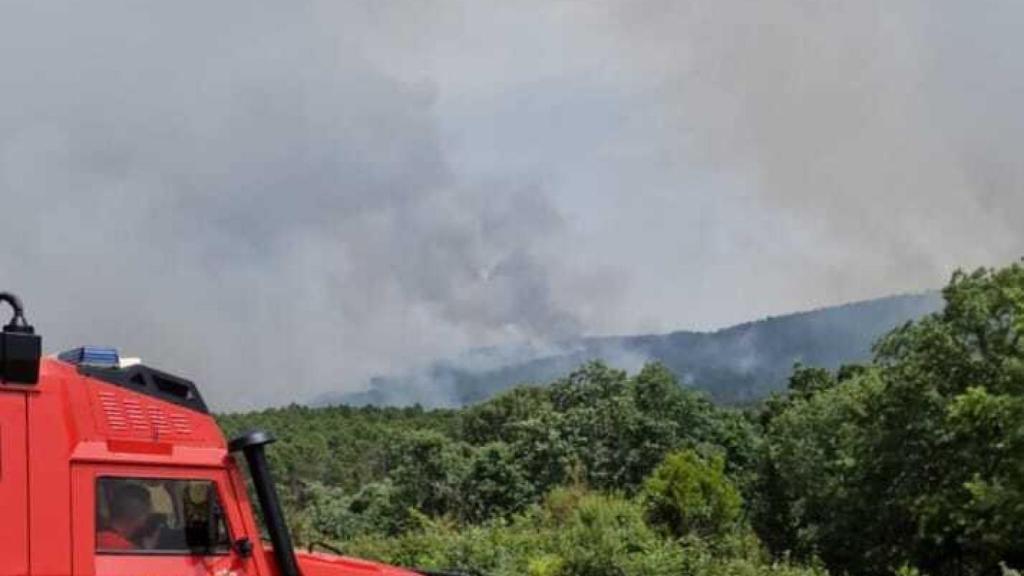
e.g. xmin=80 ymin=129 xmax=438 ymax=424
xmin=2 ymin=1 xmax=1022 ymax=408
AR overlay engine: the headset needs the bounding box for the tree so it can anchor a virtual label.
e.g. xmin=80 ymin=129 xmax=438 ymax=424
xmin=642 ymin=449 xmax=742 ymax=540
xmin=390 ymin=430 xmax=471 ymax=520
xmin=459 ymin=442 xmax=534 ymax=523
xmin=758 ymin=263 xmax=1024 ymax=576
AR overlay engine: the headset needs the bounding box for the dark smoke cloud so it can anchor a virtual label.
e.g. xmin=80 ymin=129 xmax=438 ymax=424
xmin=1 ymin=1 xmax=1021 ymax=408
xmin=595 ymin=0 xmax=1024 ymax=306
xmin=0 ymin=2 xmax=591 ymax=408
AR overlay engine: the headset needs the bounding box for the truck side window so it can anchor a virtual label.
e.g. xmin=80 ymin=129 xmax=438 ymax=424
xmin=96 ymin=477 xmax=231 ymax=555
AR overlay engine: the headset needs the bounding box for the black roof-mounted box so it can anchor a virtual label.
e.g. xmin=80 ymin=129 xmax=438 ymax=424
xmin=0 ymin=330 xmax=42 ymax=385
xmin=0 ymin=292 xmax=40 ymax=385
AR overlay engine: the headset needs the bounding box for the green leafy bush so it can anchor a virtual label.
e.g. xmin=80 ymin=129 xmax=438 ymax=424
xmin=643 ymin=449 xmax=743 ymax=539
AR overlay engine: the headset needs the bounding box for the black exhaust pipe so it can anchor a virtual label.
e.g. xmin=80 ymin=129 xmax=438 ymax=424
xmin=229 ymin=430 xmax=301 ymax=576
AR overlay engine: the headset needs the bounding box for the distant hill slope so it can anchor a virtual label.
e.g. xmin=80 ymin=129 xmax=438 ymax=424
xmin=319 ymin=292 xmax=943 ymax=407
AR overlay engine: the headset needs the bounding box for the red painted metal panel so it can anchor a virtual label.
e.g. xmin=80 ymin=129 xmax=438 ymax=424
xmin=0 ymin=391 xmax=29 ymax=576
xmin=28 ymin=367 xmax=75 ymax=576
xmin=86 ymin=377 xmax=219 ymax=447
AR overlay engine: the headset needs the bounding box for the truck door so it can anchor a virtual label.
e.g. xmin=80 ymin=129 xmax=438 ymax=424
xmin=0 ymin=391 xmax=28 ymax=576
xmin=72 ymin=464 xmax=263 ymax=576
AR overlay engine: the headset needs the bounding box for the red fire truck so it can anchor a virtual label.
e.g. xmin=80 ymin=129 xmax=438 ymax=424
xmin=0 ymin=292 xmax=426 ymax=576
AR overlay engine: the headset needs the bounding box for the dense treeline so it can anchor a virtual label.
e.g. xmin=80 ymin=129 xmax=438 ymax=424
xmin=755 ymin=265 xmax=1024 ymax=576
xmin=218 ymin=263 xmax=1024 ymax=576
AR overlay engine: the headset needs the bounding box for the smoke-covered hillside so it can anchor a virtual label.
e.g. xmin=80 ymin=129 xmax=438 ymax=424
xmin=221 ymin=264 xmax=1024 ymax=576
xmin=321 ymin=292 xmax=942 ymax=407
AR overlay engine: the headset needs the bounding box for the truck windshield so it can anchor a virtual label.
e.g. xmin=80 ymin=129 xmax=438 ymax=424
xmin=96 ymin=477 xmax=231 ymax=555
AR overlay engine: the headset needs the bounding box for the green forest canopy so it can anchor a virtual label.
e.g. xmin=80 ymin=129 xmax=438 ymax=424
xmin=218 ymin=262 xmax=1024 ymax=576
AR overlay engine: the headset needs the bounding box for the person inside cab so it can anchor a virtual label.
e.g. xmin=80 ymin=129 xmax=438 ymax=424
xmin=97 ymin=484 xmax=162 ymax=550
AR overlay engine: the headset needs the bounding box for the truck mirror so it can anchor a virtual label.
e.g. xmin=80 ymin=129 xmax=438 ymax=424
xmin=234 ymin=537 xmax=254 ymax=558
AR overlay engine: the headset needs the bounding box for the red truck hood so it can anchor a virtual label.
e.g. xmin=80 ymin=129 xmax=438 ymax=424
xmin=293 ymin=550 xmax=423 ymax=576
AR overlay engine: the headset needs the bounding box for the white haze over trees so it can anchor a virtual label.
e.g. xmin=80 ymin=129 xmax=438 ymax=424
xmin=1 ymin=1 xmax=1022 ymax=408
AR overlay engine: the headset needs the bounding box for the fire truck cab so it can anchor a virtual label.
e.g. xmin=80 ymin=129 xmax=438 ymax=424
xmin=0 ymin=293 xmax=419 ymax=576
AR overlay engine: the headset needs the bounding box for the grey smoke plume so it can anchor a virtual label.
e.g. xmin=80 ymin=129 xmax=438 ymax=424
xmin=1 ymin=1 xmax=1022 ymax=408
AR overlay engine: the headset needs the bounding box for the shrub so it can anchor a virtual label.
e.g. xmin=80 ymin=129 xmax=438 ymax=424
xmin=643 ymin=449 xmax=743 ymax=539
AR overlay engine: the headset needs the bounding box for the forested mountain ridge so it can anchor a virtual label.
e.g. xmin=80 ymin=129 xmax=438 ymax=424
xmin=219 ymin=264 xmax=1024 ymax=575
xmin=324 ymin=292 xmax=942 ymax=407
